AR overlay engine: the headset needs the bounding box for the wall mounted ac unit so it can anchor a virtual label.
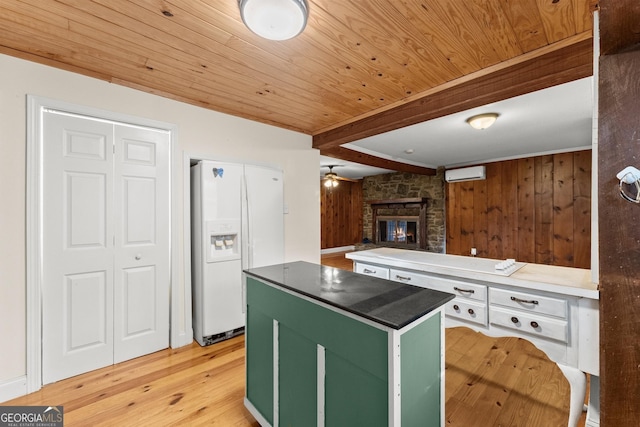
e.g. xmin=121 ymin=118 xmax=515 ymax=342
xmin=444 ymin=165 xmax=486 ymax=183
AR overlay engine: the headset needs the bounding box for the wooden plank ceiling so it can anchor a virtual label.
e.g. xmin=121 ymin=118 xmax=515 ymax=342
xmin=0 ymin=0 xmax=597 ymax=173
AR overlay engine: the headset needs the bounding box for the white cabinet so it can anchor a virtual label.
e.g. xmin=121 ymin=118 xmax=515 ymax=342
xmin=348 ymin=249 xmax=600 ymax=427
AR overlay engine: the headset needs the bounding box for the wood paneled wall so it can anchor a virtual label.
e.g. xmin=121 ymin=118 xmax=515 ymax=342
xmin=320 ymin=180 xmax=363 ymax=249
xmin=446 ymin=150 xmax=591 ymax=268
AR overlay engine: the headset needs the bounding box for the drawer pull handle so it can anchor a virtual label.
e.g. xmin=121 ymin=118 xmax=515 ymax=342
xmin=395 ymin=275 xmax=411 ymax=281
xmin=511 ymin=316 xmax=519 ymax=324
xmin=454 ymin=286 xmax=475 ymax=294
xmin=467 ymin=308 xmax=475 ymax=315
xmin=453 ymin=304 xmax=459 ymax=311
xmin=363 ymin=268 xmax=376 ymax=274
xmin=510 ymin=296 xmax=539 ymax=305
xmin=530 ymin=321 xmax=539 ymax=329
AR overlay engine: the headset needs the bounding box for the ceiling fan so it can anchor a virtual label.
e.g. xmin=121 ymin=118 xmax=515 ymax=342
xmin=322 ymin=165 xmax=358 ymax=188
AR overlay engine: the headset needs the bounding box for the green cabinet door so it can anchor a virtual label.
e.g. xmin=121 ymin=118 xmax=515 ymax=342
xmin=246 ymin=306 xmax=274 ymax=424
xmin=325 ymin=349 xmax=388 ymax=426
xmin=278 ymin=323 xmax=317 ymax=426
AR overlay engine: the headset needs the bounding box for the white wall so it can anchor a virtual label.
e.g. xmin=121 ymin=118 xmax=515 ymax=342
xmin=0 ymin=54 xmax=320 ymax=397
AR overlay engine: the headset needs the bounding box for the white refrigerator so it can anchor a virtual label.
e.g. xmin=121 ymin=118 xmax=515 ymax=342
xmin=191 ymin=160 xmax=284 ymax=346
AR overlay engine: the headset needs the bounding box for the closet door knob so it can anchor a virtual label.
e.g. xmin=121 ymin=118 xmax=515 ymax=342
xmin=467 ymin=308 xmax=475 ymax=315
xmin=530 ymin=321 xmax=539 ymax=329
xmin=511 ymin=316 xmax=519 ymax=324
xmin=453 ymin=304 xmax=459 ymax=311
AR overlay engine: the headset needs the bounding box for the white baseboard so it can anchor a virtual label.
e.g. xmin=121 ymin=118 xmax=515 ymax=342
xmin=0 ymin=376 xmax=27 ymax=403
xmin=321 ymin=245 xmax=355 ymax=255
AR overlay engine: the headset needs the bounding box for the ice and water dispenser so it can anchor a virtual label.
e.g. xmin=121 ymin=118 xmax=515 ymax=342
xmin=206 ymin=220 xmax=241 ymax=262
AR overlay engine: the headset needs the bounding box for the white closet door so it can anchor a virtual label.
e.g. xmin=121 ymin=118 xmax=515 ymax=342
xmin=113 ymin=124 xmax=170 ymax=363
xmin=42 ymin=111 xmax=171 ymax=383
xmin=42 ymin=112 xmax=115 ymax=384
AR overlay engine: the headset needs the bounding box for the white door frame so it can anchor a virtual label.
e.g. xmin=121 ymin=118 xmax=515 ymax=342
xmin=26 ymin=95 xmax=183 ymax=392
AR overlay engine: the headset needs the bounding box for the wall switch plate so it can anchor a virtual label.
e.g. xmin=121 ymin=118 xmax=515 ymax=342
xmin=471 ymin=247 xmax=477 ymax=256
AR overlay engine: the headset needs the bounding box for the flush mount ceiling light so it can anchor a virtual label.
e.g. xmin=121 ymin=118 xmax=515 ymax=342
xmin=238 ymin=0 xmax=309 ymax=41
xmin=466 ymin=113 xmax=499 ymax=130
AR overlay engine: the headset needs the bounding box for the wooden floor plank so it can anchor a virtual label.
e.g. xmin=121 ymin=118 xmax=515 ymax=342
xmin=450 ymin=340 xmax=511 ymax=407
xmin=472 ymin=341 xmax=530 ymax=425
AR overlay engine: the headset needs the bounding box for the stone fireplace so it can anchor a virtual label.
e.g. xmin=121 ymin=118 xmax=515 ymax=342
xmin=360 ymin=170 xmax=446 ymax=253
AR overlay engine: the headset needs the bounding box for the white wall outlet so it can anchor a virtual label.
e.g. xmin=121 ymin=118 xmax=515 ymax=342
xmin=471 ymin=247 xmax=477 ymax=256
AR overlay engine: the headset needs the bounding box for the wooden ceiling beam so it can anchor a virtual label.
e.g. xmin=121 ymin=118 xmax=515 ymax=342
xmin=313 ymin=34 xmax=594 ymax=154
xmin=322 ymin=146 xmax=436 ymax=175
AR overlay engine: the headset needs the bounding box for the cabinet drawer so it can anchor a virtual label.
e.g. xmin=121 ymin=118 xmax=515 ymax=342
xmin=355 ymin=262 xmax=389 ymax=279
xmin=490 ymin=306 xmax=568 ymax=343
xmin=390 ymin=269 xmax=486 ymax=303
xmin=426 ymin=277 xmax=486 ymax=303
xmin=490 ymin=288 xmax=567 ymax=319
xmin=446 ymin=299 xmax=487 ymax=326
xmin=389 ymin=269 xmax=420 ymax=285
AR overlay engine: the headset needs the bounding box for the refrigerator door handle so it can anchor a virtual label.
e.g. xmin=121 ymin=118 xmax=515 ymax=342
xmin=242 ymin=169 xmax=252 ymax=269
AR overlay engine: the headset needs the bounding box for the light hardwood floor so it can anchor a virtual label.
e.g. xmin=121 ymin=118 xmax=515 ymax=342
xmin=7 ymin=336 xmax=258 ymax=426
xmin=5 ymin=253 xmax=585 ymax=426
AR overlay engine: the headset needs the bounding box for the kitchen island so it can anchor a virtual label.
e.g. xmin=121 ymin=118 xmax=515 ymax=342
xmin=243 ymin=261 xmax=454 ymax=427
xmin=346 ymin=248 xmax=600 ymax=427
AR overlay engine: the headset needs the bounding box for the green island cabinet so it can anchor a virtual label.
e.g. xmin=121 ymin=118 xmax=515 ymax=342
xmin=243 ymin=261 xmax=454 ymax=427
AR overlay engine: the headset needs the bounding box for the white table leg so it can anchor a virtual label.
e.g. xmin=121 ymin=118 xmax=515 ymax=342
xmin=557 ymin=364 xmax=586 ymax=427
xmin=585 ymin=375 xmax=600 ymax=426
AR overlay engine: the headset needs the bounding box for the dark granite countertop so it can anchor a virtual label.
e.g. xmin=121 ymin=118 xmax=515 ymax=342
xmin=244 ymin=261 xmax=454 ymax=330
